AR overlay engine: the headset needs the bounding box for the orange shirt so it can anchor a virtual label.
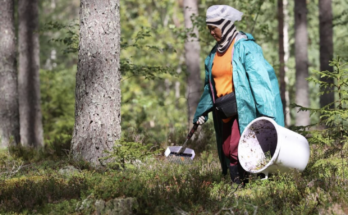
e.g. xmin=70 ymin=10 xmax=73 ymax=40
xmin=212 ymin=40 xmax=235 ymax=123
xmin=212 ymin=40 xmax=235 ymax=97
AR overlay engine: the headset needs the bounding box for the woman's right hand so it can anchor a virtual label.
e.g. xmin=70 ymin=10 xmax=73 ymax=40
xmin=196 ymin=116 xmax=206 ymax=125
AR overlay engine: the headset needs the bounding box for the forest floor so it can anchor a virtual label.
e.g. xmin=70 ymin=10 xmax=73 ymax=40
xmin=0 ymin=144 xmax=347 ymax=215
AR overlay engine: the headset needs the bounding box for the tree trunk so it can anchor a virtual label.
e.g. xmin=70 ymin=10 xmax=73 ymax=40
xmin=18 ymin=0 xmax=44 ymax=147
xmin=283 ymin=0 xmax=291 ymax=126
xmin=319 ymin=0 xmax=334 ymax=109
xmin=72 ymin=0 xmax=121 ymax=165
xmin=278 ymin=0 xmax=286 ymax=125
xmin=0 ymin=0 xmax=20 ymax=147
xmin=294 ymin=0 xmax=310 ymax=126
xmin=183 ymin=0 xmax=201 ymax=127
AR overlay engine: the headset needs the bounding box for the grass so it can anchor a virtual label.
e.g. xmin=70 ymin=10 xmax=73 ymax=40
xmin=0 ymin=141 xmax=347 ymax=215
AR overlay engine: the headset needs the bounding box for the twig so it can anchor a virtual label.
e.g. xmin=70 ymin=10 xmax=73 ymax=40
xmin=214 ymin=203 xmax=226 ymax=215
xmin=215 ymin=199 xmax=238 ymax=215
xmin=174 ymin=206 xmax=189 ymax=215
xmin=0 ymin=162 xmax=29 ymax=178
xmin=9 ymin=164 xmax=23 ymax=178
xmin=245 ymin=203 xmax=258 ymax=215
xmin=251 ymin=1 xmax=264 ymax=35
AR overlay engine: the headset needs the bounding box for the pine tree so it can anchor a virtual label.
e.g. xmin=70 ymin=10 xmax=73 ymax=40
xmin=72 ymin=0 xmax=122 ymax=165
xmin=319 ymin=0 xmax=334 ymax=109
xmin=183 ymin=0 xmax=202 ymax=126
xmin=18 ymin=0 xmax=44 ymax=147
xmin=0 ymin=0 xmax=20 ymax=147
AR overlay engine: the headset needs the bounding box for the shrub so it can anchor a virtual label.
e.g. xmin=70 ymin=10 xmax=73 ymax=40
xmin=292 ymin=57 xmax=348 ymax=178
xmin=0 ymin=175 xmax=86 ymax=213
xmin=101 ymin=139 xmax=161 ymax=170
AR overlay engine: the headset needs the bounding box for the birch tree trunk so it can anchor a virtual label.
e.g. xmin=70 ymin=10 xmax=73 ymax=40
xmin=0 ymin=0 xmax=20 ymax=147
xmin=294 ymin=0 xmax=310 ymax=126
xmin=183 ymin=0 xmax=201 ymax=126
xmin=278 ymin=0 xmax=287 ymax=125
xmin=319 ymin=0 xmax=334 ymax=109
xmin=283 ymin=0 xmax=291 ymax=126
xmin=72 ymin=0 xmax=121 ymax=165
xmin=18 ymin=0 xmax=44 ymax=147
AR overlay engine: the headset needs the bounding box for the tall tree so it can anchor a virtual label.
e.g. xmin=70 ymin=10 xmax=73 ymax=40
xmin=183 ymin=0 xmax=202 ymax=127
xmin=294 ymin=0 xmax=310 ymax=126
xmin=18 ymin=0 xmax=44 ymax=147
xmin=283 ymin=0 xmax=291 ymax=126
xmin=72 ymin=0 xmax=121 ymax=165
xmin=0 ymin=0 xmax=20 ymax=147
xmin=319 ymin=0 xmax=334 ymax=109
xmin=278 ymin=0 xmax=287 ymax=125
xmin=278 ymin=0 xmax=291 ymax=126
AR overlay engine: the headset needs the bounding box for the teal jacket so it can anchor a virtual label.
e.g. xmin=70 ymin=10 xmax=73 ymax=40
xmin=193 ymin=32 xmax=285 ymax=174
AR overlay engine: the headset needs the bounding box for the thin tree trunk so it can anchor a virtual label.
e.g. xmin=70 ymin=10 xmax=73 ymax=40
xmin=278 ymin=0 xmax=286 ymax=125
xmin=294 ymin=0 xmax=310 ymax=126
xmin=175 ymin=61 xmax=182 ymax=108
xmin=183 ymin=0 xmax=201 ymax=127
xmin=18 ymin=0 xmax=44 ymax=147
xmin=283 ymin=0 xmax=291 ymax=126
xmin=319 ymin=0 xmax=334 ymax=109
xmin=0 ymin=0 xmax=20 ymax=147
xmin=72 ymin=0 xmax=121 ymax=165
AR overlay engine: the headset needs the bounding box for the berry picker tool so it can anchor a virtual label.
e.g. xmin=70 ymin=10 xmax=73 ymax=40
xmin=164 ymin=124 xmax=198 ymax=163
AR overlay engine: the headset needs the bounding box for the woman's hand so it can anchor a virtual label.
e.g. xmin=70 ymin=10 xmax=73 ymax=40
xmin=196 ymin=116 xmax=206 ymax=125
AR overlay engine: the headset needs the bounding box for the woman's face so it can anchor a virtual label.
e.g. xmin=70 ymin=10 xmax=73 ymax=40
xmin=208 ymin=25 xmax=222 ymax=42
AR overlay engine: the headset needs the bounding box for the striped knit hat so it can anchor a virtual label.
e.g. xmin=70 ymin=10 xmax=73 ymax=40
xmin=206 ymin=5 xmax=243 ymax=54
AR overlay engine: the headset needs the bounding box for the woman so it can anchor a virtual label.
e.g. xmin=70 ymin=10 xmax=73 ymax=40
xmin=193 ymin=5 xmax=285 ymax=185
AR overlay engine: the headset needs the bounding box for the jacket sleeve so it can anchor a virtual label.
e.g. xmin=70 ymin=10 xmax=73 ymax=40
xmin=242 ymin=42 xmax=276 ymax=118
xmin=193 ymin=83 xmax=214 ymax=124
xmin=192 ymin=46 xmax=217 ymax=124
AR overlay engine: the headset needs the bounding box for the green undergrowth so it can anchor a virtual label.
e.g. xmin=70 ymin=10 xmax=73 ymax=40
xmin=0 ymin=142 xmax=347 ymax=215
xmin=0 ymin=175 xmax=85 ymax=213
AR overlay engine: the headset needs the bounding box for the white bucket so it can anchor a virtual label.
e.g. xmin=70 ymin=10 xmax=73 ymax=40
xmin=238 ymin=117 xmax=310 ymax=179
